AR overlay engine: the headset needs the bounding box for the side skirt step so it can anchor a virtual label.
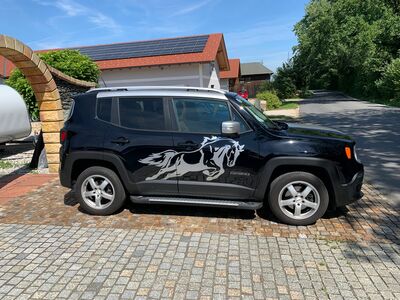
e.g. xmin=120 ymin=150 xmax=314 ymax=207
xmin=130 ymin=196 xmax=263 ymax=210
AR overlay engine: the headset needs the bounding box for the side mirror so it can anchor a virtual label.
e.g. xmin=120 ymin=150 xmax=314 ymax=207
xmin=221 ymin=121 xmax=240 ymax=137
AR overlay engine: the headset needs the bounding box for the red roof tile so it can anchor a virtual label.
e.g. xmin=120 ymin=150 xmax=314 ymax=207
xmin=1 ymin=33 xmax=230 ymax=77
xmin=220 ymin=59 xmax=240 ymax=79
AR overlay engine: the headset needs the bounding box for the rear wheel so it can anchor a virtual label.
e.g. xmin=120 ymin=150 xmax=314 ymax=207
xmin=76 ymin=166 xmax=126 ymax=215
xmin=268 ymin=172 xmax=329 ymax=225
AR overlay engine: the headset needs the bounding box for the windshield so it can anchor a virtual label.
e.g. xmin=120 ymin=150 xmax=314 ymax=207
xmin=234 ymin=95 xmax=279 ymax=130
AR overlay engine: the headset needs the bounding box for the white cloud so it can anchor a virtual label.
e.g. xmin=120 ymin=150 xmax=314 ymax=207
xmin=34 ymin=0 xmax=121 ymax=34
xmin=54 ymin=0 xmax=86 ymax=16
xmin=89 ymin=12 xmax=121 ymax=32
xmin=171 ymin=0 xmax=212 ymax=17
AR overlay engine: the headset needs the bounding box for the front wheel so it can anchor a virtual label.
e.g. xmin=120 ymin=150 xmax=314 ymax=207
xmin=76 ymin=166 xmax=126 ymax=215
xmin=268 ymin=172 xmax=329 ymax=225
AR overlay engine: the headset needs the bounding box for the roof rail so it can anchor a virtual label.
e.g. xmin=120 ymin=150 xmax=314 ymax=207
xmin=88 ymin=86 xmax=227 ymax=94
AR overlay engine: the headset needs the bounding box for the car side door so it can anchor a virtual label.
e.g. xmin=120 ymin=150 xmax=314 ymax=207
xmin=168 ymin=97 xmax=261 ymax=200
xmin=100 ymin=96 xmax=178 ymax=196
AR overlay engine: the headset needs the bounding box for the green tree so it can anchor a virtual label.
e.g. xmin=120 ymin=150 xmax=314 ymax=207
xmin=6 ymin=50 xmax=99 ymax=119
xmin=277 ymin=0 xmax=400 ymax=102
xmin=272 ymin=62 xmax=297 ymax=99
xmin=376 ymin=58 xmax=400 ymax=103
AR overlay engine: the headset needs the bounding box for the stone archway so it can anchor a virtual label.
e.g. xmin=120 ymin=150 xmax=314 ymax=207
xmin=0 ymin=34 xmax=64 ymax=173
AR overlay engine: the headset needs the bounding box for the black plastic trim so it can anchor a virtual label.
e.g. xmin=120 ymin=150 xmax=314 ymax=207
xmin=255 ymin=156 xmax=362 ymax=207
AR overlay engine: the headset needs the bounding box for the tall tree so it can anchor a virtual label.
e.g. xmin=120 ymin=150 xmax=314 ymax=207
xmin=280 ymin=0 xmax=400 ymax=100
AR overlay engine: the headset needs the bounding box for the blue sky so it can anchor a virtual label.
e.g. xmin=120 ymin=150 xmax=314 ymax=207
xmin=0 ymin=0 xmax=309 ymax=71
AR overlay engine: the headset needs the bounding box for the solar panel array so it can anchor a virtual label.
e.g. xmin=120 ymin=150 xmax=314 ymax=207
xmin=73 ymin=35 xmax=209 ymax=61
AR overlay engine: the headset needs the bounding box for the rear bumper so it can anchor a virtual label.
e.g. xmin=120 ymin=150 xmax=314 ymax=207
xmin=59 ymin=153 xmax=73 ymax=188
xmin=334 ymin=170 xmax=364 ymax=207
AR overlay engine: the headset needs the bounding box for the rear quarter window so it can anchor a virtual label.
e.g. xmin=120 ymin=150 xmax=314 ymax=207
xmin=65 ymin=100 xmax=75 ymax=121
xmin=97 ymin=98 xmax=112 ymax=122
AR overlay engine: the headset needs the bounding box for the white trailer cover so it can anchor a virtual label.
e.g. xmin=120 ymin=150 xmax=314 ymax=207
xmin=0 ymin=85 xmax=31 ymax=143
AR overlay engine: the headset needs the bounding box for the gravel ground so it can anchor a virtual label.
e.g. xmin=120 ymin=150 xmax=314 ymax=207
xmin=0 ymin=142 xmax=48 ymax=176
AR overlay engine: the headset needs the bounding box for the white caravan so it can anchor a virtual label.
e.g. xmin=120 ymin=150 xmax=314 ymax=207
xmin=0 ymin=85 xmax=31 ymax=145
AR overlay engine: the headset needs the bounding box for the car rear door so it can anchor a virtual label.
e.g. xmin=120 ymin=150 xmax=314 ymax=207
xmin=168 ymin=97 xmax=261 ymax=200
xmin=100 ymin=96 xmax=178 ymax=196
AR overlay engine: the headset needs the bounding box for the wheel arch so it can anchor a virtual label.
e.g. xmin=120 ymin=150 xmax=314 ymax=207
xmin=62 ymin=151 xmax=133 ymax=192
xmin=256 ymin=157 xmax=339 ymax=209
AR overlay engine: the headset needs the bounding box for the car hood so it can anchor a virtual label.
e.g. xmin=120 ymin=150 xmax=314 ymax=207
xmin=283 ymin=122 xmax=353 ymax=142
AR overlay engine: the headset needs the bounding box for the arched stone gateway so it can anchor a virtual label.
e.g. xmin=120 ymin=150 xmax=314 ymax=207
xmin=0 ymin=34 xmax=95 ymax=173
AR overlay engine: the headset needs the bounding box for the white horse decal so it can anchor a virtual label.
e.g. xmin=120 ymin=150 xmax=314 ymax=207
xmin=139 ymin=136 xmax=244 ymax=181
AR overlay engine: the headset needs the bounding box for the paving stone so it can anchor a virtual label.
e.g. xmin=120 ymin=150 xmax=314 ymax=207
xmin=0 ymin=178 xmax=398 ymax=299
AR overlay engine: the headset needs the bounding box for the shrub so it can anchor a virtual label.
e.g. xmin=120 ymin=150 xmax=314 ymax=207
xmin=5 ymin=50 xmax=100 ymax=119
xmin=39 ymin=50 xmax=100 ymax=82
xmin=5 ymin=69 xmax=38 ymax=120
xmin=298 ymin=88 xmax=312 ymax=98
xmin=272 ymin=64 xmax=297 ymax=99
xmin=376 ymin=58 xmax=400 ymax=103
xmin=256 ymin=91 xmax=282 ymax=110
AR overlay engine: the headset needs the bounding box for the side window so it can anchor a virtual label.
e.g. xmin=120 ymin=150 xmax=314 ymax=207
xmin=97 ymin=97 xmax=112 ymax=122
xmin=231 ymin=107 xmax=251 ymax=133
xmin=119 ymin=97 xmax=165 ymax=130
xmin=172 ymin=98 xmax=230 ymax=134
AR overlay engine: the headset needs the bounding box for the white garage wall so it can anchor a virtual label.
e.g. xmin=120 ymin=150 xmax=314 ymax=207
xmin=202 ymin=62 xmax=220 ymax=89
xmin=99 ymin=63 xmax=219 ymax=88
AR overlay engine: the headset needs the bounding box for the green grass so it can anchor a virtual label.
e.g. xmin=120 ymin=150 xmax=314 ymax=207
xmin=0 ymin=160 xmax=13 ymax=169
xmin=270 ymin=101 xmax=299 ymax=110
xmin=366 ymin=98 xmax=400 ymax=107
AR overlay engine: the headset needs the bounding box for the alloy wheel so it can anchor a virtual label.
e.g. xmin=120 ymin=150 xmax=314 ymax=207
xmin=81 ymin=175 xmax=115 ymax=210
xmin=278 ymin=181 xmax=320 ymax=220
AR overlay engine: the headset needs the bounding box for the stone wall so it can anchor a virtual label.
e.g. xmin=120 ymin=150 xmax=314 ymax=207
xmin=54 ymin=78 xmax=91 ymax=117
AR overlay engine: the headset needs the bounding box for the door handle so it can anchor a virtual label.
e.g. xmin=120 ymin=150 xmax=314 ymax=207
xmin=111 ymin=137 xmax=130 ymax=145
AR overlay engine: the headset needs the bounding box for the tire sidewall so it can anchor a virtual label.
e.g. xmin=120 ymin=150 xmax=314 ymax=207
xmin=268 ymin=172 xmax=329 ymax=226
xmin=76 ymin=166 xmax=126 ymax=215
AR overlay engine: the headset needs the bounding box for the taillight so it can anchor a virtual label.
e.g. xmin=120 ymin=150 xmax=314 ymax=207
xmin=60 ymin=130 xmax=67 ymax=143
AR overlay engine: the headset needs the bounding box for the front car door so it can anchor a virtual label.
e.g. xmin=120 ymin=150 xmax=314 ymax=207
xmin=168 ymin=97 xmax=261 ymax=199
xmin=100 ymin=95 xmax=178 ymax=196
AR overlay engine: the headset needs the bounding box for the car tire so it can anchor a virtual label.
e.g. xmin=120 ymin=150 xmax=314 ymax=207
xmin=76 ymin=166 xmax=126 ymax=215
xmin=268 ymin=172 xmax=329 ymax=226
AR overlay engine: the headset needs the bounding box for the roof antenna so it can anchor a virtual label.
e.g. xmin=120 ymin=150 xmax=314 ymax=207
xmin=100 ymin=76 xmax=107 ymax=87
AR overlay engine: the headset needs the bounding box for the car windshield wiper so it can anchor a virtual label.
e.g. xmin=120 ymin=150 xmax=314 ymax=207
xmin=272 ymin=120 xmax=288 ymax=130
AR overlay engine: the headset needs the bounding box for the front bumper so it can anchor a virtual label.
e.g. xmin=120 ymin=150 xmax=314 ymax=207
xmin=334 ymin=170 xmax=364 ymax=207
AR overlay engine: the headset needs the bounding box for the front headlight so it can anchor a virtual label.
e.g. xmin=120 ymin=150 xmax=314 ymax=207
xmin=354 ymin=146 xmax=361 ymax=163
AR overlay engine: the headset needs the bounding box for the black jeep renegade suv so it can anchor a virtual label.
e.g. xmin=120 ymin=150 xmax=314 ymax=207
xmin=59 ymin=86 xmax=364 ymax=225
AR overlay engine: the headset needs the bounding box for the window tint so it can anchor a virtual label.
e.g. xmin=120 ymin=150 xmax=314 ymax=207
xmin=232 ymin=108 xmax=251 ymax=133
xmin=172 ymin=98 xmax=230 ymax=134
xmin=97 ymin=98 xmax=112 ymax=122
xmin=119 ymin=97 xmax=165 ymax=130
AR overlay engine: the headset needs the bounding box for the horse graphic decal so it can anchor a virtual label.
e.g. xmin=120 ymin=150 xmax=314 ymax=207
xmin=139 ymin=136 xmax=245 ymax=181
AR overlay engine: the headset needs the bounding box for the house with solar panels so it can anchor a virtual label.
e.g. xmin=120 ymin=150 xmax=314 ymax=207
xmin=1 ymin=33 xmax=230 ymax=89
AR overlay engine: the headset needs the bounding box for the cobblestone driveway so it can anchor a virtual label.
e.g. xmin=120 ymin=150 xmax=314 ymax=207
xmin=0 ymin=224 xmax=399 ymax=300
xmin=0 ymin=179 xmax=399 ymax=299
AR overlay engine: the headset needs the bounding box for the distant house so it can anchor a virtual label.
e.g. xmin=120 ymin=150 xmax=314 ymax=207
xmin=0 ymin=34 xmax=230 ymax=89
xmin=240 ymin=62 xmax=273 ymax=82
xmin=219 ymin=58 xmax=240 ymax=91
